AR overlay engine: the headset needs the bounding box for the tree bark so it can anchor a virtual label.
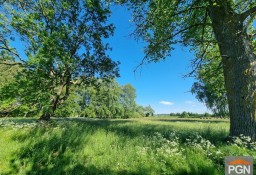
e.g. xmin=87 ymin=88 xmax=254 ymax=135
xmin=208 ymin=5 xmax=256 ymax=140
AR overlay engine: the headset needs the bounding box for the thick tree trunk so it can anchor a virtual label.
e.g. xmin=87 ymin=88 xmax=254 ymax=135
xmin=208 ymin=6 xmax=256 ymax=140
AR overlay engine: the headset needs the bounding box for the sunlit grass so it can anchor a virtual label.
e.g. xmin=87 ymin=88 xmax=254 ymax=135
xmin=0 ymin=117 xmax=255 ymax=175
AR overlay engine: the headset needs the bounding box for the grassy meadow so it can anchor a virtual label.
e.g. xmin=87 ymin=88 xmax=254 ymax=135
xmin=0 ymin=117 xmax=255 ymax=175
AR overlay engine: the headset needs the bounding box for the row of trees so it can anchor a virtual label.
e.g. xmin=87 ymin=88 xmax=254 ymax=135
xmin=55 ymin=80 xmax=155 ymax=118
xmin=0 ymin=64 xmax=154 ymax=118
xmin=170 ymin=112 xmax=214 ymax=118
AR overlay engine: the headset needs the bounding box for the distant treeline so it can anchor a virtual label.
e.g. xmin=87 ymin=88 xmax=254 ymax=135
xmin=157 ymin=112 xmax=228 ymax=118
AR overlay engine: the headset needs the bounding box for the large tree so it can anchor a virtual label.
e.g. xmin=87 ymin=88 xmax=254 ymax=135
xmin=79 ymin=81 xmax=145 ymax=118
xmin=118 ymin=0 xmax=256 ymax=139
xmin=0 ymin=0 xmax=119 ymax=120
xmin=119 ymin=84 xmax=137 ymax=117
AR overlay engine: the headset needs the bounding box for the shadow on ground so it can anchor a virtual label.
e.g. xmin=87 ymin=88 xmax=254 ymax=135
xmin=74 ymin=118 xmax=229 ymax=145
xmin=1 ymin=119 xmax=157 ymax=175
xmin=0 ymin=117 xmax=229 ymax=175
xmin=155 ymin=118 xmax=229 ymax=124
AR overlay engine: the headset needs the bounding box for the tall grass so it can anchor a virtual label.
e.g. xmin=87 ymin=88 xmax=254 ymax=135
xmin=0 ymin=117 xmax=255 ymax=175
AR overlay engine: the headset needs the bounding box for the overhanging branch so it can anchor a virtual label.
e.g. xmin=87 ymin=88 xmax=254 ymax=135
xmin=241 ymin=6 xmax=256 ymax=21
xmin=0 ymin=62 xmax=23 ymax=66
xmin=170 ymin=5 xmax=207 ymax=18
xmin=0 ymin=38 xmax=26 ymax=64
xmin=134 ymin=22 xmax=212 ymax=73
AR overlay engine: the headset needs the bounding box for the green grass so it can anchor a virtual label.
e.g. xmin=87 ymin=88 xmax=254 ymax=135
xmin=0 ymin=117 xmax=255 ymax=175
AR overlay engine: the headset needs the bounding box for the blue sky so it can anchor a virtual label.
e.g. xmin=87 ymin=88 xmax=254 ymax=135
xmin=108 ymin=6 xmax=210 ymax=114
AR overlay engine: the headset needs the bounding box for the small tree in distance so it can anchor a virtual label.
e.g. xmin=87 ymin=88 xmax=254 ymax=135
xmin=181 ymin=111 xmax=189 ymax=118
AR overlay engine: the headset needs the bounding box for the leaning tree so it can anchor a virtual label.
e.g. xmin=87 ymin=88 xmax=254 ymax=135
xmin=0 ymin=0 xmax=119 ymax=120
xmin=118 ymin=0 xmax=256 ymax=139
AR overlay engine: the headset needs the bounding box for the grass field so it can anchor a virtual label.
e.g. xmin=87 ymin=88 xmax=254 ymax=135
xmin=0 ymin=117 xmax=255 ymax=175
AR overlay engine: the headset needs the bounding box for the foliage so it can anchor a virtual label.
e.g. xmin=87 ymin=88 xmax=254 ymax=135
xmin=181 ymin=111 xmax=190 ymax=118
xmin=46 ymin=78 xmax=153 ymax=118
xmin=0 ymin=0 xmax=119 ymax=119
xmin=191 ymin=50 xmax=229 ymax=116
xmin=76 ymin=80 xmax=152 ymax=118
xmin=228 ymin=134 xmax=256 ymax=151
xmin=78 ymin=79 xmax=125 ymax=118
xmin=0 ymin=1 xmax=152 ymax=119
xmin=143 ymin=105 xmax=155 ymax=117
xmin=119 ymin=84 xmax=137 ymax=117
xmin=54 ymin=86 xmax=81 ymax=118
xmin=0 ymin=64 xmax=24 ymax=117
xmin=170 ymin=112 xmax=215 ymax=118
xmin=0 ymin=64 xmax=20 ymax=88
xmin=116 ymin=0 xmax=255 ymax=64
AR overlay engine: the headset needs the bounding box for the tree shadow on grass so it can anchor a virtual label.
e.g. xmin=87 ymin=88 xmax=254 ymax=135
xmin=0 ymin=118 xmax=230 ymax=175
xmin=4 ymin=122 xmax=87 ymax=174
xmin=3 ymin=120 xmax=154 ymax=175
xmin=156 ymin=118 xmax=230 ymax=124
xmin=74 ymin=118 xmax=229 ymax=145
xmin=1 ymin=117 xmax=229 ymax=145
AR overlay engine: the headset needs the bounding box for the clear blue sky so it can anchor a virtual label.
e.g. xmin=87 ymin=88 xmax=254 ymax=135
xmin=107 ymin=6 xmax=210 ymax=114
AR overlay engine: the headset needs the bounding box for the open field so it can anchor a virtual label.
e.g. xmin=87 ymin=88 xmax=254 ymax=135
xmin=0 ymin=117 xmax=255 ymax=175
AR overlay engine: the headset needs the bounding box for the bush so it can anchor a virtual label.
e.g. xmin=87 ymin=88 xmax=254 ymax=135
xmin=204 ymin=113 xmax=211 ymax=118
xmin=181 ymin=111 xmax=189 ymax=118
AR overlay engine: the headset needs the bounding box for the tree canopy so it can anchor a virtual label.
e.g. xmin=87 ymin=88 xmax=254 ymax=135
xmin=0 ymin=0 xmax=119 ymax=119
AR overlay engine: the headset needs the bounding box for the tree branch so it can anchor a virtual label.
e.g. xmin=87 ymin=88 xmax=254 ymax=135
xmin=0 ymin=62 xmax=23 ymax=66
xmin=133 ymin=22 xmax=212 ymax=73
xmin=244 ymin=13 xmax=256 ymax=29
xmin=185 ymin=42 xmax=211 ymax=78
xmin=241 ymin=6 xmax=256 ymax=21
xmin=0 ymin=38 xmax=26 ymax=64
xmin=185 ymin=58 xmax=203 ymax=78
xmin=170 ymin=6 xmax=207 ymax=18
xmin=201 ymin=9 xmax=208 ymax=44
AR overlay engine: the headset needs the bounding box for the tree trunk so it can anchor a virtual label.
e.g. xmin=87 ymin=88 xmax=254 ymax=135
xmin=39 ymin=113 xmax=51 ymax=121
xmin=52 ymin=95 xmax=60 ymax=114
xmin=208 ymin=6 xmax=256 ymax=140
xmin=38 ymin=99 xmax=58 ymax=121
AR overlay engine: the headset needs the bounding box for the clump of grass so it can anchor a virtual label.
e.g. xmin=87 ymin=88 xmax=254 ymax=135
xmin=0 ymin=118 xmax=255 ymax=175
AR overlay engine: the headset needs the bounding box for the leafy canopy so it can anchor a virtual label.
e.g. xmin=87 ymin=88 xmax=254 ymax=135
xmin=0 ymin=0 xmax=119 ymax=117
xmin=116 ymin=0 xmax=255 ymax=63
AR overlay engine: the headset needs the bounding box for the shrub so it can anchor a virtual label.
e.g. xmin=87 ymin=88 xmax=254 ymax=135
xmin=181 ymin=111 xmax=189 ymax=118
